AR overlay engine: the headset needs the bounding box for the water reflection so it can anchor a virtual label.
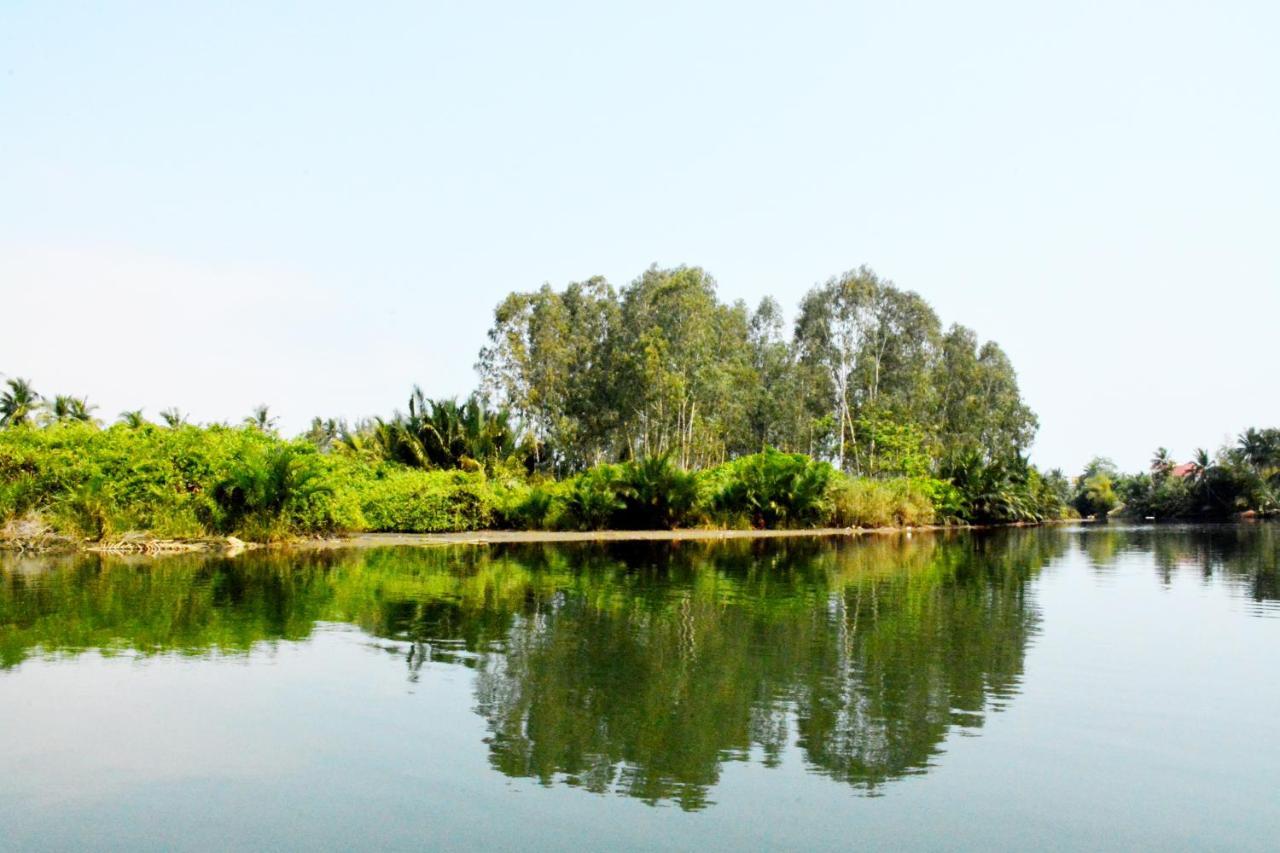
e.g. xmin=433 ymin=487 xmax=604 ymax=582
xmin=2 ymin=530 xmax=1070 ymax=808
xmin=1077 ymin=523 xmax=1280 ymax=602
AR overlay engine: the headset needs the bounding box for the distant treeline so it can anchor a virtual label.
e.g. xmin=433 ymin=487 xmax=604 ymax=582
xmin=2 ymin=264 xmax=1076 ymax=542
xmin=1073 ymin=430 xmax=1280 ymax=521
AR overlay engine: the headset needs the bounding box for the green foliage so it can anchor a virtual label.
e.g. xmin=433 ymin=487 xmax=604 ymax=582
xmin=356 ymin=389 xmax=533 ymax=474
xmin=208 ymin=444 xmax=353 ymax=540
xmin=1072 ymin=461 xmax=1120 ymax=519
xmin=498 ymin=481 xmax=566 ymax=530
xmin=48 ymin=395 xmax=98 ymax=425
xmin=563 ymin=465 xmax=626 ymax=530
xmin=480 ymin=264 xmax=1038 ymax=476
xmin=0 ymin=423 xmax=361 ymax=541
xmin=707 ymin=449 xmax=834 ymax=528
xmin=357 ymin=468 xmax=494 ymax=533
xmin=946 ymin=453 xmax=1067 ymax=523
xmin=613 ymin=454 xmax=701 ymax=529
xmin=1089 ymin=439 xmax=1280 ymax=521
xmin=0 ymin=378 xmax=41 ymax=428
xmin=829 ymin=476 xmax=938 ymax=528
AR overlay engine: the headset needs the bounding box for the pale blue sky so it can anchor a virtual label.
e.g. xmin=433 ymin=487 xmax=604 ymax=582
xmin=2 ymin=0 xmax=1276 ymax=473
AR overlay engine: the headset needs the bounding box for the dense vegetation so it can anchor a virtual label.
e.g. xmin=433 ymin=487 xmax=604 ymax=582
xmin=1071 ymin=429 xmax=1280 ymax=521
xmin=477 ymin=265 xmax=1036 ymax=475
xmin=2 ymin=265 xmax=1080 ymax=543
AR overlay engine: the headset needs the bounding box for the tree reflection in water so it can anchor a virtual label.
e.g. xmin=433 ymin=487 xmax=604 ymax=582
xmin=1 ymin=529 xmax=1082 ymax=808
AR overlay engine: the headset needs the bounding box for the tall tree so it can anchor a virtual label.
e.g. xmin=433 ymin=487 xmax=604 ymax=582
xmin=794 ymin=267 xmax=880 ymax=471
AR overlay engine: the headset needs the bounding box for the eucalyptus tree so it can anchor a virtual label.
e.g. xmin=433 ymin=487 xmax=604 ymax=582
xmin=478 ymin=277 xmax=621 ymax=471
xmin=794 ymin=267 xmax=963 ymax=474
xmin=794 ymin=267 xmax=879 ymax=471
xmin=479 ymin=261 xmax=1038 ymax=477
xmin=745 ymin=297 xmax=816 ymax=454
xmin=0 ymin=377 xmax=40 ymax=427
xmin=934 ymin=325 xmax=1037 ymax=468
xmin=614 ymin=265 xmax=755 ymax=467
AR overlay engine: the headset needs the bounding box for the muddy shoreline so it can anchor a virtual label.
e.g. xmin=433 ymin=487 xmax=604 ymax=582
xmin=1 ymin=520 xmax=1086 ymax=556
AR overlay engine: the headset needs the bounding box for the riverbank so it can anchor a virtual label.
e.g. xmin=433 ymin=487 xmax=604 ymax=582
xmin=2 ymin=519 xmax=1087 ymax=556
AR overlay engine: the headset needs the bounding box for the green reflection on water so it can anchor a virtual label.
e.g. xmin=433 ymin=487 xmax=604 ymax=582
xmin=17 ymin=526 xmax=1271 ymax=808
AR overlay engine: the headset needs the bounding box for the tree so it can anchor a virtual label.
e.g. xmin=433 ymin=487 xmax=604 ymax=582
xmin=160 ymin=408 xmax=189 ymax=428
xmin=795 ymin=268 xmax=879 ymax=471
xmin=0 ymin=378 xmax=40 ymax=427
xmin=745 ymin=297 xmax=817 ymax=454
xmin=614 ymin=266 xmax=753 ymax=468
xmin=368 ymin=389 xmax=531 ymax=472
xmin=478 ymin=277 xmax=621 ymax=471
xmin=479 ymin=262 xmax=1037 ymax=477
xmin=48 ymin=395 xmax=97 ymax=424
xmin=1151 ymin=447 xmax=1174 ymax=480
xmin=245 ymin=405 xmax=278 ymax=433
xmin=1073 ymin=457 xmax=1121 ymax=518
xmin=304 ymin=417 xmax=342 ymax=451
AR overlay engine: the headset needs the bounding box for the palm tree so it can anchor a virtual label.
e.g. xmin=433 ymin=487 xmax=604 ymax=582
xmin=1187 ymin=447 xmax=1212 ymax=487
xmin=0 ymin=378 xmax=40 ymax=427
xmin=160 ymin=408 xmax=189 ymax=428
xmin=244 ymin=404 xmax=278 ymax=433
xmin=49 ymin=395 xmax=97 ymax=424
xmin=118 ymin=410 xmax=147 ymax=428
xmin=373 ymin=388 xmax=530 ymax=471
xmin=1151 ymin=447 xmax=1174 ymax=479
xmin=1237 ymin=428 xmax=1280 ymax=473
xmin=304 ymin=417 xmax=342 ymax=451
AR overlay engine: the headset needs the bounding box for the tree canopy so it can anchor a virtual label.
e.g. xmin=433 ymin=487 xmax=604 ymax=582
xmin=478 ymin=264 xmax=1038 ymax=477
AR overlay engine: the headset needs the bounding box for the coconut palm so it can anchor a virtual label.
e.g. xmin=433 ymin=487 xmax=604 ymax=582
xmin=304 ymin=417 xmax=342 ymax=451
xmin=1237 ymin=428 xmax=1280 ymax=473
xmin=0 ymin=377 xmax=40 ymax=427
xmin=1187 ymin=448 xmax=1212 ymax=487
xmin=245 ymin=404 xmax=278 ymax=432
xmin=1151 ymin=447 xmax=1174 ymax=479
xmin=118 ymin=409 xmax=147 ymax=428
xmin=49 ymin=395 xmax=98 ymax=424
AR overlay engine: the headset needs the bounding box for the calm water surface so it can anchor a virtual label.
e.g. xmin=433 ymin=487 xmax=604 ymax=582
xmin=1 ymin=525 xmax=1277 ymax=851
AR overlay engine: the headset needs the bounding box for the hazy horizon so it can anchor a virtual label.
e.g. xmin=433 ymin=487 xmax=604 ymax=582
xmin=3 ymin=1 xmax=1277 ymax=474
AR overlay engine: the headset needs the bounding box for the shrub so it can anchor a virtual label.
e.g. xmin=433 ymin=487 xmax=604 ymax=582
xmin=708 ymin=449 xmax=834 ymax=528
xmin=499 ymin=481 xmax=564 ymax=530
xmin=613 ymin=455 xmax=701 ymax=529
xmin=829 ymin=476 xmax=938 ymax=528
xmin=357 ymin=468 xmax=494 ymax=532
xmin=564 ymin=465 xmax=626 ymax=530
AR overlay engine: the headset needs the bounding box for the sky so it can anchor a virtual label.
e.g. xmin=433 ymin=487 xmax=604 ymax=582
xmin=2 ymin=0 xmax=1276 ymax=474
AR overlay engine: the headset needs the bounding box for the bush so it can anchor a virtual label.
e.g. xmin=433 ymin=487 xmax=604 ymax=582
xmin=613 ymin=455 xmax=701 ymax=529
xmin=707 ymin=449 xmax=834 ymax=528
xmin=1 ymin=422 xmax=1056 ymax=541
xmin=357 ymin=468 xmax=494 ymax=532
xmin=829 ymin=476 xmax=938 ymax=528
xmin=564 ymin=465 xmax=626 ymax=530
xmin=0 ymin=423 xmax=364 ymax=540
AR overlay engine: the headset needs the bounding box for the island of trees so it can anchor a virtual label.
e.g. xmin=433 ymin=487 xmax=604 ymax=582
xmin=1 ymin=264 xmax=1274 ymax=547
